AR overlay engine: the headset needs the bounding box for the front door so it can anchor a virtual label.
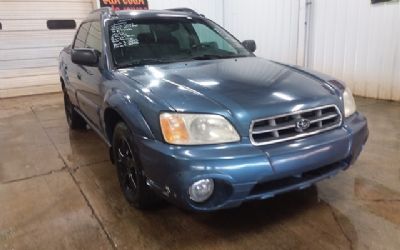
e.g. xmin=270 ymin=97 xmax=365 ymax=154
xmin=74 ymin=21 xmax=103 ymax=128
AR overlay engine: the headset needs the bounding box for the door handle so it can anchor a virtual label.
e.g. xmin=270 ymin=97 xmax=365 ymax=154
xmin=77 ymin=73 xmax=82 ymax=80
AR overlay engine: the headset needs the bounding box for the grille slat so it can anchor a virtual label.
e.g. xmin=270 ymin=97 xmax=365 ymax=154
xmin=252 ymin=122 xmax=296 ymax=134
xmin=250 ymin=105 xmax=342 ymax=145
xmin=310 ymin=112 xmax=339 ymax=123
xmin=252 ymin=113 xmax=337 ymax=135
xmin=316 ymin=109 xmax=323 ymax=128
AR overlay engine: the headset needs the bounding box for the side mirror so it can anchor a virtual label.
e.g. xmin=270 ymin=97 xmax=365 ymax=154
xmin=242 ymin=40 xmax=256 ymax=53
xmin=71 ymin=48 xmax=99 ymax=67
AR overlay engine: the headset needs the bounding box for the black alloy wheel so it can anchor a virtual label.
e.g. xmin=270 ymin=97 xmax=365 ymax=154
xmin=112 ymin=122 xmax=159 ymax=209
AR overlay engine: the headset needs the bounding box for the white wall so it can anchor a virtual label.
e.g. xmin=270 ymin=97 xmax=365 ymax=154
xmin=308 ymin=0 xmax=400 ymax=101
xmin=0 ymin=0 xmax=95 ymax=98
xmin=223 ymin=0 xmax=301 ymax=65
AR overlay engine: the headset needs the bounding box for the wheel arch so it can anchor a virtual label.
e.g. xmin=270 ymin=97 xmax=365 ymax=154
xmin=103 ymin=108 xmax=123 ymax=144
xmin=102 ymin=92 xmax=155 ymax=144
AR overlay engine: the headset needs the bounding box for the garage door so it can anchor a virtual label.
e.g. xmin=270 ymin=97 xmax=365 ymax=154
xmin=0 ymin=0 xmax=95 ymax=98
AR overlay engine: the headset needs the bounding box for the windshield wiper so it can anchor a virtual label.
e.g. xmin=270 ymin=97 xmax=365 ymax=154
xmin=116 ymin=58 xmax=170 ymax=68
xmin=191 ymin=54 xmax=248 ymax=60
xmin=191 ymin=54 xmax=225 ymax=60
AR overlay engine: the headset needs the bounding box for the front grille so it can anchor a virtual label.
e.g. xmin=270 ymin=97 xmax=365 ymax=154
xmin=250 ymin=105 xmax=342 ymax=145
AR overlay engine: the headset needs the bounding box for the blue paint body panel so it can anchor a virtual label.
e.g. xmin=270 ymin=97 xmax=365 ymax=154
xmin=58 ymin=9 xmax=368 ymax=211
xmin=138 ymin=112 xmax=367 ymax=211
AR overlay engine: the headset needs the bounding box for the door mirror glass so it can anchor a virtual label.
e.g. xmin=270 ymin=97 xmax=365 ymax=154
xmin=242 ymin=40 xmax=256 ymax=53
xmin=71 ymin=48 xmax=99 ymax=67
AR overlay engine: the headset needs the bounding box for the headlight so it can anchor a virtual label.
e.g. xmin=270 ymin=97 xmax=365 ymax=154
xmin=160 ymin=113 xmax=240 ymax=145
xmin=343 ymin=87 xmax=357 ymax=118
xmin=189 ymin=179 xmax=214 ymax=203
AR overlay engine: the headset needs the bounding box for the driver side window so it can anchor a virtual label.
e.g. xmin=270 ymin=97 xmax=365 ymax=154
xmin=86 ymin=22 xmax=102 ymax=53
xmin=74 ymin=23 xmax=91 ymax=49
xmin=192 ymin=23 xmax=236 ymax=53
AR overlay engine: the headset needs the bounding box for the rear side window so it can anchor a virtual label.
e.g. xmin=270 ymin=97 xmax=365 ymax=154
xmin=74 ymin=23 xmax=91 ymax=48
xmin=85 ymin=22 xmax=102 ymax=52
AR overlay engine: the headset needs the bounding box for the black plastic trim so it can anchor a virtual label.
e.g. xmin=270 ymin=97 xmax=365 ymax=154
xmin=47 ymin=20 xmax=76 ymax=30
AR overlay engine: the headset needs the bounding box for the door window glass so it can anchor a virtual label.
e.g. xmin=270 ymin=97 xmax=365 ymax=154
xmin=192 ymin=23 xmax=236 ymax=53
xmin=86 ymin=22 xmax=102 ymax=52
xmin=74 ymin=23 xmax=91 ymax=48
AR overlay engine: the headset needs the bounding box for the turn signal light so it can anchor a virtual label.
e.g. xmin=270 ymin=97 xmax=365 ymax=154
xmin=160 ymin=114 xmax=189 ymax=144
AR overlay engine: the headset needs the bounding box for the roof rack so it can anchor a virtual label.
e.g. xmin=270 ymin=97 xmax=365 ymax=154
xmin=165 ymin=8 xmax=204 ymax=17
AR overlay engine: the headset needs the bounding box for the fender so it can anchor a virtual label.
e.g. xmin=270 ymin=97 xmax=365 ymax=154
xmin=101 ymin=89 xmax=155 ymax=142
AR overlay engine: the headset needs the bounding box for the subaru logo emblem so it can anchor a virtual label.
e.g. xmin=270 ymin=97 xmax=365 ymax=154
xmin=295 ymin=118 xmax=311 ymax=132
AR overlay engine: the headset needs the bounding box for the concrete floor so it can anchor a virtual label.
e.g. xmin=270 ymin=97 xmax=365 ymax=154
xmin=0 ymin=93 xmax=399 ymax=250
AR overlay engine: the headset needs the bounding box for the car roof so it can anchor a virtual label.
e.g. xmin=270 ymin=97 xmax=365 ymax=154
xmin=85 ymin=8 xmax=205 ymax=23
xmin=114 ymin=9 xmax=201 ymax=19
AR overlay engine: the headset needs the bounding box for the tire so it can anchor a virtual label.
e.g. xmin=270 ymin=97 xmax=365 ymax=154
xmin=64 ymin=93 xmax=86 ymax=130
xmin=112 ymin=122 xmax=159 ymax=209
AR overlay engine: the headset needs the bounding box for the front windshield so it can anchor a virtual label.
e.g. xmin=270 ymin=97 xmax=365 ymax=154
xmin=108 ymin=18 xmax=252 ymax=68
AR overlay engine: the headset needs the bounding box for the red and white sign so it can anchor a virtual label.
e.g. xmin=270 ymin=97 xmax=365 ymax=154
xmin=99 ymin=0 xmax=149 ymax=10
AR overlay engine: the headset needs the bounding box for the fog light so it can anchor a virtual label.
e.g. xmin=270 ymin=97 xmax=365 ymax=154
xmin=188 ymin=179 xmax=214 ymax=203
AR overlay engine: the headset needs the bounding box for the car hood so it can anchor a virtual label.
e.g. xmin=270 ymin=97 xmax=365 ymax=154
xmin=118 ymin=57 xmax=341 ymax=135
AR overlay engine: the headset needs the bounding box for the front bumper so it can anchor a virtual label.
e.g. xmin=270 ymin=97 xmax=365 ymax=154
xmin=139 ymin=112 xmax=368 ymax=211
